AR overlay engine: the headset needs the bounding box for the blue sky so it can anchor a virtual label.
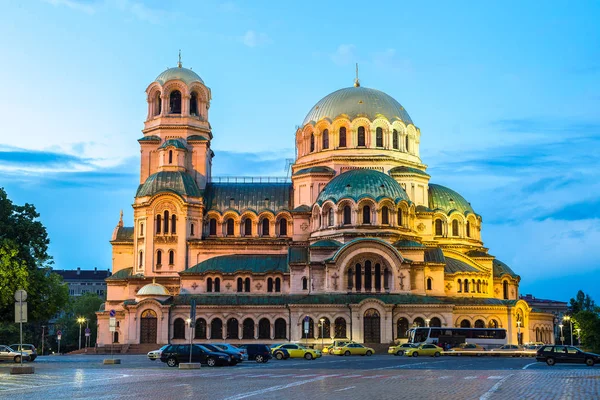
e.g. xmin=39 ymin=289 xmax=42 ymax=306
xmin=1 ymin=0 xmax=599 ymax=302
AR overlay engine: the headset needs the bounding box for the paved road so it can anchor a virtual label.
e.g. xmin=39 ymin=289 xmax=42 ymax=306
xmin=0 ymin=354 xmax=598 ymax=399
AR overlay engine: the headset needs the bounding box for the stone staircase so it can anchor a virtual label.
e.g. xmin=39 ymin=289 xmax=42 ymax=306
xmin=125 ymin=343 xmax=165 ymax=354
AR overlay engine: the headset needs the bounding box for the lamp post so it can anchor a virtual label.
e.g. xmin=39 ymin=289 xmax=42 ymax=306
xmin=559 ymin=324 xmax=564 ymax=345
xmin=77 ymin=317 xmax=86 ymax=351
xmin=41 ymin=325 xmax=46 ymax=356
xmin=186 ymin=318 xmax=193 ymax=363
xmin=576 ymin=328 xmax=581 ymax=346
xmin=516 ymin=321 xmax=522 ymax=345
xmin=563 ymin=316 xmax=573 ymax=346
xmin=319 ymin=318 xmax=325 ymax=350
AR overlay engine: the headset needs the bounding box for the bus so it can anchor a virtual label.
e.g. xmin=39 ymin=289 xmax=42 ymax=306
xmin=407 ymin=327 xmax=507 ymax=349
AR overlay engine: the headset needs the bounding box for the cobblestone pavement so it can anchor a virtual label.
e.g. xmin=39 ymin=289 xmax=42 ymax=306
xmin=0 ymin=354 xmax=598 ymax=399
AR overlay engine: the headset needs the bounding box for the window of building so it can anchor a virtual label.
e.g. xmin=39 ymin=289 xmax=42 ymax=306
xmin=138 ymin=250 xmax=143 ymax=267
xmin=376 ymin=127 xmax=383 ymax=147
xmin=156 ymin=215 xmax=162 ymax=234
xmin=258 ymin=318 xmax=270 ymax=339
xmin=156 ymin=250 xmax=162 ymax=266
xmin=328 ymin=209 xmax=334 ymax=226
xmin=163 ymin=211 xmax=169 ymax=234
xmin=322 ymin=129 xmax=329 ymax=149
xmin=190 ymin=93 xmax=198 ymax=116
xmin=334 ymin=317 xmax=346 ymax=338
xmin=168 ymin=250 xmax=174 ymax=265
xmin=397 ymin=209 xmax=403 ymax=226
xmin=452 ymin=220 xmax=459 ymax=236
xmin=458 ymin=279 xmax=462 ymax=293
xmin=207 ymin=278 xmax=213 ymax=292
xmin=244 ymin=219 xmax=252 ymax=236
xmin=169 ymin=90 xmax=182 ymax=114
xmin=261 ymin=219 xmax=270 ymax=236
xmin=405 ymin=135 xmax=409 ymax=152
xmin=464 ymin=279 xmax=470 ymax=293
xmin=244 ymin=277 xmax=250 ymax=292
xmin=460 ymin=319 xmax=471 ymax=328
xmin=242 ymin=318 xmax=255 ymax=339
xmin=426 ymin=277 xmax=432 ymax=291
xmin=393 ymin=129 xmax=399 ymax=149
xmin=168 ymin=150 xmax=173 ymax=164
xmin=171 ymin=215 xmax=176 ymax=234
xmin=190 ymin=223 xmax=195 ymax=236
xmin=279 ymin=219 xmax=287 ymax=236
xmin=173 ymin=318 xmax=185 ymax=339
xmin=339 ymin=127 xmax=346 ymax=147
xmin=209 ymin=218 xmax=217 ymax=236
xmin=211 ymin=319 xmax=222 ymax=339
xmin=267 ymin=278 xmax=273 ymax=292
xmin=466 ymin=221 xmax=471 ymax=237
xmin=357 ymin=126 xmax=366 ymax=146
xmin=362 ymin=206 xmax=370 ymax=224
xmin=310 ymin=134 xmax=315 ymax=152
xmin=381 ymin=206 xmax=389 ymax=224
xmin=343 ymin=205 xmax=351 ymax=225
xmin=226 ymin=218 xmax=234 ymax=236
xmin=195 ymin=318 xmax=207 ymax=339
xmin=275 ymin=277 xmax=281 ymax=292
xmin=237 ymin=278 xmax=243 ymax=292
xmin=302 ymin=277 xmax=308 ymax=290
xmin=214 ymin=277 xmax=220 ymax=292
xmin=435 ymin=219 xmax=443 ymax=236
xmin=274 ymin=318 xmax=287 ymax=339
xmin=140 ymin=222 xmax=144 ymax=237
xmin=227 ymin=318 xmax=239 ymax=340
xmin=503 ymin=281 xmax=509 ymax=299
xmin=155 ymin=92 xmax=161 ymax=116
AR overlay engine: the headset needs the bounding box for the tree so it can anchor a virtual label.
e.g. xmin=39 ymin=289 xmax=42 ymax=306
xmin=569 ymin=290 xmax=596 ymax=314
xmin=54 ymin=293 xmax=104 ymax=352
xmin=573 ymin=311 xmax=600 ymax=353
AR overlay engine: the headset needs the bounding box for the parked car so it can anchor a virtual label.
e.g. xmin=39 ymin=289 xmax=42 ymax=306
xmin=201 ymin=344 xmax=243 ymax=365
xmin=269 ymin=347 xmax=291 ymax=360
xmin=238 ymin=344 xmax=274 ymax=363
xmin=536 ymin=345 xmax=600 ymax=366
xmin=404 ymin=343 xmax=443 ymax=358
xmin=10 ymin=344 xmax=37 ymax=361
xmin=271 ymin=344 xmax=321 ymax=360
xmin=447 ymin=343 xmax=486 ymax=356
xmin=213 ymin=343 xmax=247 ymax=361
xmin=331 ymin=343 xmax=375 ymax=356
xmin=323 ymin=340 xmax=357 ymax=355
xmin=490 ymin=344 xmax=524 ymax=357
xmin=0 ymin=345 xmax=31 ymax=363
xmin=388 ymin=343 xmax=416 ymax=356
xmin=160 ymin=344 xmax=233 ymax=367
xmin=147 ymin=344 xmax=169 ymax=361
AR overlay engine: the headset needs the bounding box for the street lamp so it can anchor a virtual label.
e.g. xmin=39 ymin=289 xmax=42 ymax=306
xmin=186 ymin=318 xmax=193 ymax=363
xmin=319 ymin=318 xmax=325 ymax=350
xmin=77 ymin=317 xmax=86 ymax=351
xmin=559 ymin=324 xmax=564 ymax=345
xmin=516 ymin=320 xmax=522 ymax=345
xmin=576 ymin=328 xmax=581 ymax=346
xmin=563 ymin=316 xmax=573 ymax=346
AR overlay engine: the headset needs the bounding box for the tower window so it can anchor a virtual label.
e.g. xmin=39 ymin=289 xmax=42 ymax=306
xmin=279 ymin=218 xmax=287 ymax=236
xmin=214 ymin=278 xmax=220 ymax=292
xmin=381 ymin=206 xmax=389 ymax=225
xmin=156 ymin=250 xmax=162 ymax=266
xmin=339 ymin=127 xmax=346 ymax=147
xmin=275 ymin=277 xmax=281 ymax=292
xmin=343 ymin=205 xmax=351 ymax=225
xmin=405 ymin=135 xmax=409 ymax=152
xmin=168 ymin=250 xmax=174 ymax=265
xmin=138 ymin=250 xmax=143 ymax=267
xmin=434 ymin=219 xmax=443 ymax=236
xmin=190 ymin=223 xmax=195 ymax=236
xmin=376 ymin=127 xmax=383 ymax=147
xmin=397 ymin=210 xmax=403 ymax=226
xmin=244 ymin=219 xmax=252 ymax=236
xmin=190 ymin=93 xmax=198 ymax=116
xmin=357 ymin=126 xmax=366 ymax=146
xmin=452 ymin=220 xmax=459 ymax=236
xmin=466 ymin=221 xmax=471 ymax=237
xmin=207 ymin=278 xmax=213 ymax=292
xmin=261 ymin=219 xmax=270 ymax=236
xmin=169 ymin=90 xmax=182 ymax=114
xmin=168 ymin=150 xmax=173 ymax=164
xmin=155 ymin=93 xmax=161 ymax=116
xmin=226 ymin=218 xmax=234 ymax=236
xmin=267 ymin=278 xmax=273 ymax=292
xmin=163 ymin=211 xmax=169 ymax=233
xmin=322 ymin=129 xmax=329 ymax=149
xmin=310 ymin=134 xmax=315 ymax=152
xmin=393 ymin=129 xmax=399 ymax=149
xmin=362 ymin=206 xmax=370 ymax=224
xmin=328 ymin=209 xmax=334 ymax=226
xmin=140 ymin=222 xmax=144 ymax=237
xmin=156 ymin=215 xmax=162 ymax=234
xmin=237 ymin=278 xmax=243 ymax=292
xmin=427 ymin=277 xmax=432 ymax=291
xmin=302 ymin=277 xmax=308 ymax=290
xmin=209 ymin=218 xmax=217 ymax=236
xmin=244 ymin=277 xmax=250 ymax=292
xmin=171 ymin=215 xmax=176 ymax=234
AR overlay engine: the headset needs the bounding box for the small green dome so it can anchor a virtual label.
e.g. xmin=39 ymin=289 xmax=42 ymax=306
xmin=428 ymin=184 xmax=475 ymax=215
xmin=155 ymin=66 xmax=204 ymax=86
xmin=136 ymin=171 xmax=202 ymax=198
xmin=303 ymin=86 xmax=413 ymax=126
xmin=158 ymin=139 xmax=187 ymax=150
xmin=493 ymin=259 xmax=519 ymax=279
xmin=316 ymin=169 xmax=409 ymax=205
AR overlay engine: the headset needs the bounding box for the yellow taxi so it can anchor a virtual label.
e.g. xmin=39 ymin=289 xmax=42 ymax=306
xmin=404 ymin=343 xmax=443 ymax=357
xmin=331 ymin=343 xmax=375 ymax=356
xmin=388 ymin=343 xmax=417 ymax=356
xmin=323 ymin=340 xmax=356 ymax=355
xmin=271 ymin=343 xmax=322 ymax=360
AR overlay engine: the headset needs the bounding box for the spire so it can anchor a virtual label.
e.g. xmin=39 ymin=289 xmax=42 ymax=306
xmin=118 ymin=210 xmax=123 ymax=227
xmin=178 ymin=49 xmax=182 ymax=68
xmin=354 ymin=63 xmax=360 ymax=87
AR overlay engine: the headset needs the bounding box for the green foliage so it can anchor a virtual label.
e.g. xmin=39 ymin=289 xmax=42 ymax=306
xmin=569 ymin=290 xmax=597 ymax=314
xmin=573 ymin=310 xmax=600 ymax=353
xmin=0 ymin=239 xmax=29 ymax=310
xmin=54 ymin=293 xmax=105 ymax=352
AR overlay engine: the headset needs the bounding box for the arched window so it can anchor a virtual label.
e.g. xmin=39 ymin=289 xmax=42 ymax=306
xmin=168 ymin=250 xmax=174 ymax=265
xmin=267 ymin=277 xmax=273 ymax=293
xmin=303 ymin=317 xmax=314 ymax=339
xmin=138 ymin=250 xmax=143 ymax=267
xmin=190 ymin=92 xmax=198 ymax=116
xmin=464 ymin=279 xmax=470 ymax=293
xmin=429 ymin=317 xmax=442 ymax=327
xmin=364 ymin=260 xmax=372 ymax=291
xmin=397 ymin=318 xmax=409 ymax=338
xmin=261 ymin=219 xmax=270 ymax=236
xmin=413 ymin=317 xmax=425 ymax=327
xmin=376 ymin=127 xmax=383 ymax=147
xmin=452 ymin=220 xmax=459 ymax=236
xmin=397 ymin=209 xmax=403 ymax=226
xmin=347 ymin=268 xmax=353 ymax=290
xmin=328 ymin=209 xmax=334 ymax=226
xmin=343 ymin=205 xmax=351 ymax=225
xmin=474 ymin=319 xmax=485 ymax=328
xmin=237 ymin=277 xmax=243 ymax=292
xmin=357 ymin=126 xmax=366 ymax=146
xmin=244 ymin=219 xmax=252 ymax=236
xmin=163 ymin=211 xmax=169 ymax=234
xmin=195 ymin=318 xmax=207 ymax=339
xmin=477 ymin=280 xmax=481 ymax=293
xmin=466 ymin=221 xmax=471 ymax=237
xmin=140 ymin=222 xmax=144 ymax=237
xmin=381 ymin=206 xmax=389 ymax=224
xmin=156 ymin=250 xmax=162 ymax=266
xmin=170 ymin=215 xmax=176 ymax=234
xmin=227 ymin=318 xmax=239 ymax=340
xmin=435 ymin=219 xmax=443 ymax=236
xmin=190 ymin=223 xmax=195 ymax=236
xmin=258 ymin=318 xmax=270 ymax=339
xmin=334 ymin=317 xmax=347 ymax=338
xmin=302 ymin=277 xmax=308 ymax=290
xmin=322 ymin=129 xmax=329 ymax=149
xmin=426 ymin=277 xmax=432 ymax=291
xmin=383 ymin=267 xmax=390 ymax=290
xmin=279 ymin=218 xmax=287 ymax=236
xmin=354 ymin=264 xmax=362 ymax=291
xmin=275 ymin=277 xmax=281 ymax=292
xmin=210 ymin=318 xmax=223 ymax=339
xmin=460 ymin=319 xmax=471 ymax=328
xmin=488 ymin=319 xmax=498 ymax=329
xmin=207 ymin=277 xmax=213 ymax=292
xmin=374 ymin=263 xmax=381 ymax=292
xmin=209 ymin=218 xmax=217 ymax=236
xmin=244 ymin=277 xmax=250 ymax=292
xmin=339 ymin=127 xmax=347 ymax=147
xmin=274 ymin=318 xmax=287 ymax=339
xmin=226 ymin=218 xmax=234 ymax=236
xmin=168 ymin=150 xmax=173 ymax=164
xmin=362 ymin=206 xmax=370 ymax=224
xmin=214 ymin=277 xmax=220 ymax=292
xmin=310 ymin=134 xmax=315 ymax=152
xmin=405 ymin=134 xmax=409 ymax=152
xmin=458 ymin=279 xmax=462 ymax=293
xmin=173 ymin=318 xmax=186 ymax=339
xmin=393 ymin=129 xmax=399 ymax=149
xmin=155 ymin=92 xmax=161 ymax=116
xmin=156 ymin=215 xmax=162 ymax=234
xmin=503 ymin=281 xmax=509 ymax=299
xmin=242 ymin=318 xmax=255 ymax=339
xmin=169 ymin=90 xmax=182 ymax=114
xmin=318 ymin=318 xmax=331 ymax=338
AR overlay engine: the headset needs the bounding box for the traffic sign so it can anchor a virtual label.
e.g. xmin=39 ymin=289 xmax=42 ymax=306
xmin=57 ymin=330 xmax=62 ymax=336
xmin=57 ymin=334 xmax=62 ymax=341
xmin=15 ymin=302 xmax=27 ymax=323
xmin=190 ymin=299 xmax=196 ymax=322
xmin=14 ymin=290 xmax=27 ymax=302
xmin=85 ymin=328 xmax=91 ymax=337
xmin=109 ymin=309 xmax=116 ymax=317
xmin=303 ymin=320 xmax=309 ymax=334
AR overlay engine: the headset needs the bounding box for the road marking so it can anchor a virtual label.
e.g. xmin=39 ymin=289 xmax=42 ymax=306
xmin=340 ymin=374 xmax=363 ymax=379
xmin=464 ymin=376 xmax=478 ymax=380
xmin=223 ymin=374 xmax=339 ymax=400
xmin=487 ymin=376 xmax=505 ymax=380
xmin=522 ymin=362 xmax=537 ymax=370
xmin=438 ymin=376 xmax=451 ymax=379
xmin=361 ymin=375 xmax=388 ymax=379
xmin=479 ymin=374 xmax=513 ymax=400
xmin=372 ymin=361 xmax=442 ymax=370
xmin=334 ymin=386 xmax=356 ymax=392
xmin=0 ymin=374 xmax=130 ymax=393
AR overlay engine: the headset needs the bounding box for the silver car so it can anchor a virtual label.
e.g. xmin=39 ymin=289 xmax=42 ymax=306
xmin=147 ymin=345 xmax=169 ymax=361
xmin=10 ymin=344 xmax=38 ymax=361
xmin=0 ymin=345 xmax=31 ymax=363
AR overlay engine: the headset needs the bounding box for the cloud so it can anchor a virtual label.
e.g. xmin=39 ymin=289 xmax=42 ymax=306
xmin=241 ymin=30 xmax=271 ymax=48
xmin=0 ymin=146 xmax=94 ymax=174
xmin=43 ymin=0 xmax=96 ymax=14
xmin=330 ymin=44 xmax=357 ymax=66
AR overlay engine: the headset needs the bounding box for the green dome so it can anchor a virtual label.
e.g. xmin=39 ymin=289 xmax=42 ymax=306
xmin=493 ymin=259 xmax=519 ymax=279
xmin=316 ymin=169 xmax=409 ymax=205
xmin=155 ymin=66 xmax=204 ymax=86
xmin=428 ymin=184 xmax=475 ymax=215
xmin=136 ymin=171 xmax=202 ymax=198
xmin=303 ymin=86 xmax=413 ymax=126
xmin=158 ymin=139 xmax=187 ymax=150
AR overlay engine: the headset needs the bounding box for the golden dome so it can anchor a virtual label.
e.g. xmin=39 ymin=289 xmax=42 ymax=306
xmin=137 ymin=282 xmax=170 ymax=296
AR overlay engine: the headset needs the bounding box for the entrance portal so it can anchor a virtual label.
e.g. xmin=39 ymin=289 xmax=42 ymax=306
xmin=363 ymin=309 xmax=381 ymax=343
xmin=140 ymin=309 xmax=157 ymax=344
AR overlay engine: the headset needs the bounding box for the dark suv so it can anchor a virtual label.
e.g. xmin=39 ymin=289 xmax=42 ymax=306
xmin=536 ymin=345 xmax=599 ymax=366
xmin=238 ymin=344 xmax=273 ymax=363
xmin=160 ymin=344 xmax=233 ymax=367
xmin=201 ymin=344 xmax=243 ymax=365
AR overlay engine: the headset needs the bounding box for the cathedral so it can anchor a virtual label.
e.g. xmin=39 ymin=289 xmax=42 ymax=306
xmin=97 ymin=60 xmax=555 ymax=348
